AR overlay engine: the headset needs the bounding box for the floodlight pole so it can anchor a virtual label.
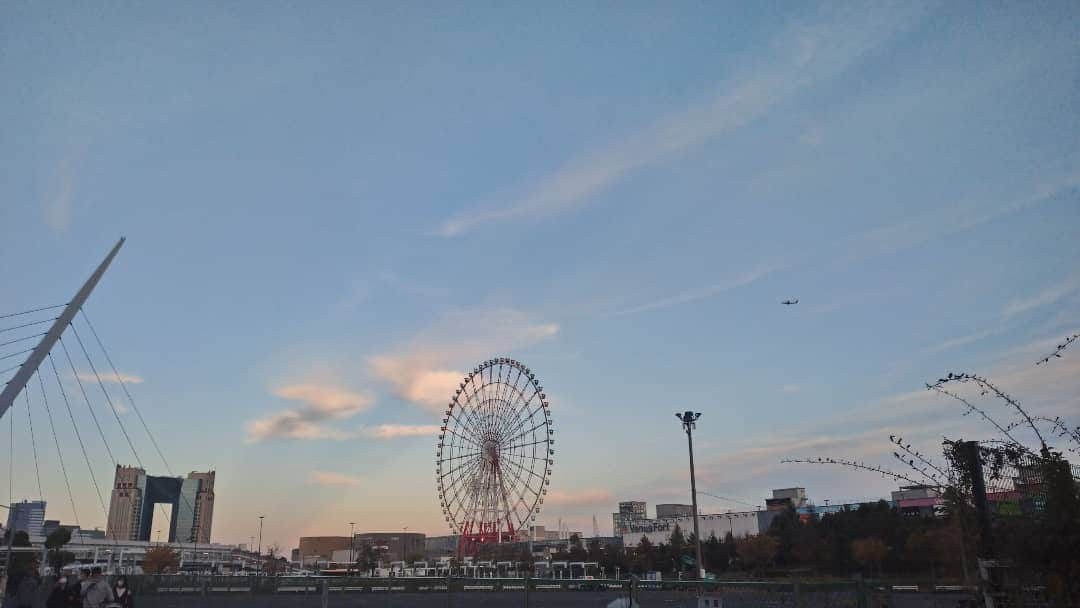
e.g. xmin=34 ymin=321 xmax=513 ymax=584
xmin=676 ymin=411 xmax=705 ymax=579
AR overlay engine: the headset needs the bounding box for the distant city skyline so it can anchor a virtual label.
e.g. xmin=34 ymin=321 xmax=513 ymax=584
xmin=1 ymin=1 xmax=1078 ymax=550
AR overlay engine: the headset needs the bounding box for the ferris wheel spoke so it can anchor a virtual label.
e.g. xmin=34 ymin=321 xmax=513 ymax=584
xmin=495 ymin=389 xmax=541 ymax=441
xmin=442 ymin=427 xmax=484 ymax=451
xmin=501 ymin=418 xmax=550 ymax=447
xmin=501 ymin=438 xmax=550 ymax=452
xmin=490 ymin=370 xmax=530 ymax=435
xmin=438 ymin=449 xmax=482 ymax=464
xmin=490 ymin=370 xmax=527 ymax=440
xmin=499 ymin=456 xmax=544 ymax=499
xmin=494 ymin=364 xmax=524 ymax=433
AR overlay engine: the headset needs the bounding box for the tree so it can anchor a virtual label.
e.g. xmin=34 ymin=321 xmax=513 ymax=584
xmin=736 ymin=534 xmax=778 ymax=573
xmin=703 ymin=533 xmax=731 ymax=572
xmin=667 ymin=525 xmax=687 ymax=575
xmin=263 ymin=543 xmax=286 ymax=575
xmin=355 ymin=544 xmax=378 ymax=576
xmin=851 ymin=537 xmax=887 ymax=578
xmin=586 ymin=537 xmax=603 ymax=562
xmin=633 ymin=536 xmax=655 ymax=574
xmin=790 ymin=522 xmax=829 ymax=570
xmin=567 ymin=533 xmax=588 ymax=562
xmin=143 ymin=546 xmax=180 ymax=574
xmin=45 ymin=527 xmax=74 ymax=573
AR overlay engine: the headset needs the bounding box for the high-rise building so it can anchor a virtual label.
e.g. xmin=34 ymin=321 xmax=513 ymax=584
xmin=612 ymin=500 xmax=647 ymax=535
xmin=106 ymin=465 xmax=216 ymax=542
xmin=656 ymin=504 xmax=694 ymax=519
xmin=5 ymin=500 xmax=46 ymax=536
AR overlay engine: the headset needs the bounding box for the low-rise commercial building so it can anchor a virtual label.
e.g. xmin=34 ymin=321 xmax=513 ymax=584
xmin=298 ymin=536 xmax=351 ymax=566
xmin=353 ymin=532 xmax=426 ymax=563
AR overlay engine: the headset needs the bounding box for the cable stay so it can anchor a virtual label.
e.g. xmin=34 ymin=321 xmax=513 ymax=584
xmin=24 ymin=384 xmax=44 ymax=501
xmin=0 ymin=304 xmax=69 ymax=321
xmin=47 ymin=351 xmax=111 ymax=525
xmin=58 ymin=336 xmax=117 ymax=466
xmin=70 ymin=323 xmax=143 ymax=469
xmin=1 ymin=332 xmax=48 ymax=350
xmin=80 ymin=310 xmax=173 ymax=476
xmin=36 ymin=370 xmax=84 ymax=545
xmin=0 ymin=317 xmax=59 ymax=335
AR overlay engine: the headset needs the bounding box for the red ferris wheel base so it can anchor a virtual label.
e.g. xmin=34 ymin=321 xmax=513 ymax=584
xmin=457 ymin=519 xmax=515 ymax=558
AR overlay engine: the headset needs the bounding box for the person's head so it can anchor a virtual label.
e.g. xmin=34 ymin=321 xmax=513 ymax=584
xmin=91 ymin=566 xmax=103 ymax=580
xmin=115 ymin=576 xmax=127 ymax=588
xmin=80 ymin=568 xmax=91 ymax=580
xmin=58 ymin=576 xmax=68 ymax=586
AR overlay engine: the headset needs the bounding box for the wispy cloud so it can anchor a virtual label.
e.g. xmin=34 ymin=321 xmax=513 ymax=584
xmin=369 ymin=308 xmax=559 ymax=413
xmin=921 ymin=274 xmax=1080 ymax=354
xmin=606 ymin=263 xmax=781 ymax=316
xmin=1003 ymin=275 xmax=1080 ymax=319
xmin=782 ymin=384 xmax=801 ymax=393
xmin=309 ymin=471 xmax=362 ymax=487
xmin=923 ymin=327 xmax=1002 ymax=354
xmin=75 ymin=371 xmax=143 ymax=385
xmin=545 ymin=488 xmax=613 ymax=507
xmin=435 ymin=5 xmax=931 ymax=237
xmin=359 ymin=424 xmax=442 ymax=439
xmin=246 ymin=383 xmax=374 ymax=442
xmin=847 ymin=173 xmax=1080 ymax=264
xmin=44 ymin=156 xmax=77 ymax=234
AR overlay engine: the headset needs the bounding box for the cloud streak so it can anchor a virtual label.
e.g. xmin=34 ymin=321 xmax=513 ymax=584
xmin=359 ymin=424 xmax=442 ymax=439
xmin=545 ymin=489 xmax=613 ymax=507
xmin=75 ymin=371 xmax=143 ymax=385
xmin=246 ymin=383 xmax=374 ymax=442
xmin=309 ymin=471 xmax=362 ymax=487
xmin=436 ymin=5 xmax=932 ymax=237
xmin=1003 ymin=275 xmax=1080 ymax=319
xmin=606 ymin=262 xmax=781 ymax=316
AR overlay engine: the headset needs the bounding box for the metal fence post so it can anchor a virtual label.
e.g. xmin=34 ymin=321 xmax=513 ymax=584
xmin=523 ymin=570 xmax=530 ymax=608
xmin=794 ymin=581 xmax=802 ymax=608
xmin=321 ymin=579 xmax=329 ymax=608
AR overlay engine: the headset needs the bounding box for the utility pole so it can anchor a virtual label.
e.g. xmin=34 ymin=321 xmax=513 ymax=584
xmin=257 ymin=515 xmax=265 ymax=575
xmin=676 ymin=411 xmax=705 ymax=579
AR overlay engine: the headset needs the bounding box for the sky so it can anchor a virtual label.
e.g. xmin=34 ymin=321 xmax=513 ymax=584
xmin=1 ymin=2 xmax=1078 ymax=550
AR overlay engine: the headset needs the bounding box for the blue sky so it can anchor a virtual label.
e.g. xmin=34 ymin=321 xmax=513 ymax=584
xmin=1 ymin=2 xmax=1078 ymax=549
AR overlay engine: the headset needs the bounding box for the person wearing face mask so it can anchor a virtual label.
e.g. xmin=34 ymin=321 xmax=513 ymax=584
xmin=112 ymin=576 xmax=133 ymax=608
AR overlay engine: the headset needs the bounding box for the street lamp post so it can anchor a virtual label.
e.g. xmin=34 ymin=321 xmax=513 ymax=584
xmin=348 ymin=522 xmax=355 ymax=575
xmin=676 ymin=411 xmax=705 ymax=579
xmin=257 ymin=516 xmax=265 ymax=576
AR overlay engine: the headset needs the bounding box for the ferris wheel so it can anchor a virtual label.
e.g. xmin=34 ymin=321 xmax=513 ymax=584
xmin=436 ymin=357 xmax=554 ymax=556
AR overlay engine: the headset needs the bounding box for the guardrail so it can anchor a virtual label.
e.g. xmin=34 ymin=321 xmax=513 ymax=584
xmin=98 ymin=575 xmax=977 ymax=608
